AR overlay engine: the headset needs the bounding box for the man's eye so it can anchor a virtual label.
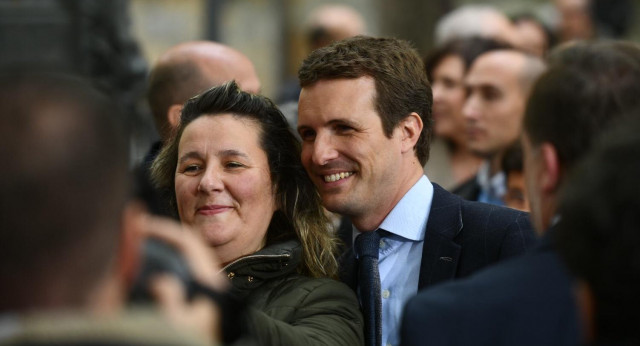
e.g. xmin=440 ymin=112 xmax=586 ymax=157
xmin=335 ymin=124 xmax=354 ymax=133
xmin=299 ymin=129 xmax=316 ymax=141
xmin=442 ymin=78 xmax=458 ymax=89
xmin=482 ymin=89 xmax=501 ymax=101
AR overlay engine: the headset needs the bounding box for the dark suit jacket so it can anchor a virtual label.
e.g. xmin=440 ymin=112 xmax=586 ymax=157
xmin=338 ymin=183 xmax=536 ymax=292
xmin=400 ymin=229 xmax=580 ymax=346
xmin=451 ymin=175 xmax=481 ymax=202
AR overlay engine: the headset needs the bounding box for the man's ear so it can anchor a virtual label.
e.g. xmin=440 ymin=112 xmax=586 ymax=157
xmin=539 ymin=142 xmax=561 ymax=193
xmin=167 ymin=104 xmax=183 ymax=129
xmin=117 ymin=201 xmax=147 ymax=289
xmin=399 ymin=112 xmax=423 ymax=154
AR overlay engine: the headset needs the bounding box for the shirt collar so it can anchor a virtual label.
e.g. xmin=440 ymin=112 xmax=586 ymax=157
xmin=352 ymin=175 xmax=433 ymax=242
xmin=477 ymin=160 xmax=506 ymax=198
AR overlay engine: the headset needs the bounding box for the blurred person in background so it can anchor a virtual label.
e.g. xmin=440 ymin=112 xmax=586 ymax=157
xmin=501 ymin=141 xmax=529 ymax=212
xmin=151 ymin=81 xmax=364 ymax=345
xmin=401 ymin=39 xmax=640 ymax=346
xmin=434 ymin=5 xmax=519 ymax=46
xmin=138 ymin=41 xmax=261 ymax=217
xmin=553 ymin=0 xmax=635 ymax=43
xmin=454 ymin=49 xmax=545 ymax=205
xmin=0 ymin=70 xmax=224 ymax=345
xmin=556 ymin=117 xmax=640 ymax=346
xmin=278 ymin=3 xmax=367 ymax=131
xmin=553 ymin=0 xmax=595 ymax=42
xmin=512 ymin=13 xmax=554 ymax=57
xmin=423 ymin=36 xmax=508 ymax=190
xmin=305 ymin=4 xmax=367 ymax=55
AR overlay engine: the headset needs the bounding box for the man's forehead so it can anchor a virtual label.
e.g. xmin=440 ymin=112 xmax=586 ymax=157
xmin=467 ymin=54 xmax=523 ymax=89
xmin=470 ymin=51 xmax=524 ymax=74
xmin=298 ymin=77 xmax=378 ymax=126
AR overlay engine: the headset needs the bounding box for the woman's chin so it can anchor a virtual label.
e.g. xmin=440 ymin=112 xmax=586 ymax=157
xmin=196 ymin=227 xmax=231 ymax=247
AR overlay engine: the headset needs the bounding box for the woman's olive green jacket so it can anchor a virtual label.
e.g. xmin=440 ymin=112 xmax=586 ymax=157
xmin=224 ymin=240 xmax=364 ymax=346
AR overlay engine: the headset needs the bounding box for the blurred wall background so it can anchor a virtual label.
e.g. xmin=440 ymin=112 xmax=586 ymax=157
xmin=2 ymin=0 xmax=639 ymax=164
xmin=129 ymin=0 xmax=640 ymax=100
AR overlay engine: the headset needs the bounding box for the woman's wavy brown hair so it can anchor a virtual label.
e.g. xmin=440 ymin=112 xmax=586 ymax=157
xmin=151 ymin=81 xmax=339 ymax=278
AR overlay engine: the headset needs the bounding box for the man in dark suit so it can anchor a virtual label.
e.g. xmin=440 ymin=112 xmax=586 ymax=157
xmin=401 ymin=40 xmax=640 ymax=346
xmin=296 ymin=36 xmax=536 ymax=346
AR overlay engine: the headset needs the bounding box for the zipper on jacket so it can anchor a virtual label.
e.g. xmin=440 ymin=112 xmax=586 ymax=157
xmin=221 ymin=253 xmax=291 ymax=273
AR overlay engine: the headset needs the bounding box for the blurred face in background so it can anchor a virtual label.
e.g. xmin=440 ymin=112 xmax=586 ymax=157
xmin=431 ymin=54 xmax=468 ymax=143
xmin=504 ymin=170 xmax=530 ymax=212
xmin=555 ymin=0 xmax=594 ymax=42
xmin=463 ymin=51 xmax=527 ymax=158
xmin=514 ymin=19 xmax=548 ymax=57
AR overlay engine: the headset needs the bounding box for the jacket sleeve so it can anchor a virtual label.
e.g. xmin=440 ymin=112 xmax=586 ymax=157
xmin=245 ymin=278 xmax=365 ymax=346
xmin=498 ymin=211 xmax=537 ymax=260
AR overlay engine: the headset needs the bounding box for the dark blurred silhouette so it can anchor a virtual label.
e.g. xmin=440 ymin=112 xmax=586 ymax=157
xmin=557 ymin=117 xmax=640 ymax=345
xmin=0 ymin=0 xmax=151 ymax=164
xmin=0 ymin=70 xmax=222 ymax=345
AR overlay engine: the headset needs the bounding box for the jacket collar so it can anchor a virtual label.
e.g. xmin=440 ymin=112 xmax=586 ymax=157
xmin=223 ymin=240 xmax=302 ymax=296
xmin=339 ymin=184 xmax=465 ymax=291
xmin=417 ymin=183 xmax=463 ymax=289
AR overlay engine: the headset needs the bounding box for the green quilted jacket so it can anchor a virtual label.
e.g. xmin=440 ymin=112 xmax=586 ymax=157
xmin=224 ymin=240 xmax=364 ymax=346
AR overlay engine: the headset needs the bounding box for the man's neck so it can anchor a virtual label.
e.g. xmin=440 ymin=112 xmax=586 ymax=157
xmin=352 ymin=167 xmax=424 ymax=231
xmin=536 ymin=195 xmax=558 ymax=236
xmin=489 ymin=151 xmax=505 ymax=177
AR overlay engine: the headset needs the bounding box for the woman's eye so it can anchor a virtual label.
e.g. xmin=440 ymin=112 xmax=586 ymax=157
xmin=183 ymin=164 xmax=201 ymax=173
xmin=226 ymin=161 xmax=245 ymax=169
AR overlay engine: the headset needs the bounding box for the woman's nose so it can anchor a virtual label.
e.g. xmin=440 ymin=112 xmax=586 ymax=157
xmin=197 ymin=167 xmax=224 ymax=193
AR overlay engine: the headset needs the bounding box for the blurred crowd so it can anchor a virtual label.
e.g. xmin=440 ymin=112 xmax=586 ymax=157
xmin=1 ymin=0 xmax=640 ymax=345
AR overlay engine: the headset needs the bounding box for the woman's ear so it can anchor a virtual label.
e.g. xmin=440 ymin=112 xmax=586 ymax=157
xmin=399 ymin=112 xmax=423 ymax=154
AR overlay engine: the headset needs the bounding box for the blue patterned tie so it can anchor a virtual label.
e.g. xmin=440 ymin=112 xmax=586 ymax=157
xmin=355 ymin=230 xmax=382 ymax=346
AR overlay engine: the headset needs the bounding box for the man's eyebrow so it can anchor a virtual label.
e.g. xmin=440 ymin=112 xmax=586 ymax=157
xmin=297 ymin=118 xmax=363 ymax=133
xmin=297 ymin=124 xmax=312 ymax=133
xmin=327 ymin=118 xmax=362 ymax=128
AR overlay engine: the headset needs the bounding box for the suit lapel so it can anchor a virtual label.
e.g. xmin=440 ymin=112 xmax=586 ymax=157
xmin=339 ymin=248 xmax=358 ymax=292
xmin=338 ymin=185 xmax=465 ymax=291
xmin=336 ymin=217 xmax=359 ymax=292
xmin=418 ymin=184 xmax=464 ymax=289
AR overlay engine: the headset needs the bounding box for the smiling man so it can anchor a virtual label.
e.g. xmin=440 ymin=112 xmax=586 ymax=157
xmin=297 ymin=36 xmax=536 ymax=346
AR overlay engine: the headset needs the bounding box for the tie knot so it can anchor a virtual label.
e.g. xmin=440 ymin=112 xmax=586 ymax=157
xmin=354 ymin=230 xmax=381 ymax=259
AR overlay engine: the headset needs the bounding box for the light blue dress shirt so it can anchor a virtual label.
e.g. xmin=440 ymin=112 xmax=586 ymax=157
xmin=477 ymin=161 xmax=506 ymax=206
xmin=352 ymin=175 xmax=433 ymax=346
